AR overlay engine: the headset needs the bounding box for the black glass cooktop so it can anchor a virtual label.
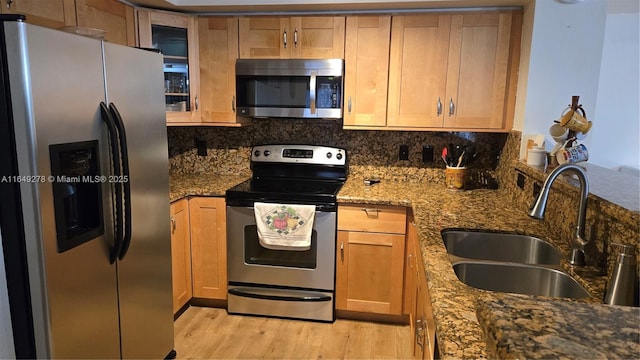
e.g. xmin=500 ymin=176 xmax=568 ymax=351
xmin=225 ymin=178 xmax=344 ymax=207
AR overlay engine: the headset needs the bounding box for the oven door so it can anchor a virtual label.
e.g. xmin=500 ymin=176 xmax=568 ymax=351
xmin=227 ymin=205 xmax=335 ymax=291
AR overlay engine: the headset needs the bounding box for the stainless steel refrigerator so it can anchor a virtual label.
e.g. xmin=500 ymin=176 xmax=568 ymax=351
xmin=0 ymin=15 xmax=175 ymax=359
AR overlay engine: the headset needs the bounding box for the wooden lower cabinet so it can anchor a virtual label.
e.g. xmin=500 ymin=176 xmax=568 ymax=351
xmin=170 ymin=199 xmax=192 ymax=314
xmin=189 ymin=197 xmax=227 ymax=300
xmin=406 ymin=217 xmax=437 ymax=359
xmin=336 ymin=204 xmax=407 ymax=315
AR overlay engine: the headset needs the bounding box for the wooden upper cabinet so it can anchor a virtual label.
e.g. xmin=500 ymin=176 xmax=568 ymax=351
xmin=345 ymin=10 xmax=520 ymax=131
xmin=443 ymin=12 xmax=515 ymax=130
xmin=290 ymin=16 xmax=345 ymax=58
xmin=342 ymin=15 xmax=391 ymax=127
xmin=198 ymin=16 xmax=241 ymax=125
xmin=76 ymin=0 xmax=136 ymax=46
xmin=388 ymin=12 xmax=517 ymax=130
xmin=2 ymin=0 xmax=134 ymax=47
xmin=239 ymin=16 xmax=345 ymax=59
xmin=137 ymin=9 xmax=200 ymax=124
xmin=387 ymin=14 xmax=450 ymax=128
xmin=1 ymin=0 xmax=76 ymax=29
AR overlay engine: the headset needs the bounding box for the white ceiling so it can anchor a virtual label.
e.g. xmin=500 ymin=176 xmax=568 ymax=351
xmin=123 ymin=0 xmax=529 ymax=14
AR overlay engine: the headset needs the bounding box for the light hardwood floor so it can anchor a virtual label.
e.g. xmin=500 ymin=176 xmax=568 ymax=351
xmin=174 ymin=306 xmax=412 ymax=359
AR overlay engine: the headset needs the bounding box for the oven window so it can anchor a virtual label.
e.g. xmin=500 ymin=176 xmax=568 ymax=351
xmin=244 ymin=225 xmax=317 ymax=269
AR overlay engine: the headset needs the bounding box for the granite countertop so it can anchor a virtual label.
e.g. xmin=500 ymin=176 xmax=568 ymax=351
xmin=337 ymin=177 xmax=638 ymax=360
xmin=476 ymin=295 xmax=640 ymax=359
xmin=169 ymin=173 xmax=249 ymax=202
xmin=169 ymin=173 xmax=639 ymax=359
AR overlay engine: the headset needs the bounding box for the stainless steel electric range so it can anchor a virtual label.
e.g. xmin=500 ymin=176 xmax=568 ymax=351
xmin=225 ymin=144 xmax=347 ymax=322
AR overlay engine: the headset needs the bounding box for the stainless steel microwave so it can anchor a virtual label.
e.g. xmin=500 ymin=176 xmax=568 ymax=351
xmin=235 ymin=59 xmax=343 ymax=119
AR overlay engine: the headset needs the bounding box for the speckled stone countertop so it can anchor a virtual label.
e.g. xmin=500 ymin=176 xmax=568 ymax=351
xmin=476 ymin=295 xmax=640 ymax=359
xmin=169 ymin=173 xmax=637 ymax=359
xmin=336 ymin=177 xmax=629 ymax=360
xmin=169 ymin=173 xmax=249 ymax=202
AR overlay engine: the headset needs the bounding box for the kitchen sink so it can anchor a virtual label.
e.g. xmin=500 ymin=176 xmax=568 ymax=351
xmin=452 ymin=261 xmax=590 ymax=299
xmin=441 ymin=230 xmax=563 ymax=265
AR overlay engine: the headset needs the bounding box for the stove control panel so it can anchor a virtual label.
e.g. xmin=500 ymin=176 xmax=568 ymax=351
xmin=251 ymin=145 xmax=346 ymax=166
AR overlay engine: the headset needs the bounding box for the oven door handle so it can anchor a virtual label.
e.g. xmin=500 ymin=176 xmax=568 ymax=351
xmin=229 ymin=288 xmax=332 ymax=302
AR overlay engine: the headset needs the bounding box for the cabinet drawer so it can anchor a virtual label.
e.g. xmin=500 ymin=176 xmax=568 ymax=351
xmin=338 ymin=204 xmax=406 ymax=234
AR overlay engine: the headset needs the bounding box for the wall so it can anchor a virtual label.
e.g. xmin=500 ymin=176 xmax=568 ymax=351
xmin=515 ymin=0 xmax=639 ymax=172
xmin=591 ymin=0 xmax=640 ymax=171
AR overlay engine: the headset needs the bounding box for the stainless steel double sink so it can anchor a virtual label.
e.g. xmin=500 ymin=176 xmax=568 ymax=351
xmin=441 ymin=229 xmax=590 ymax=299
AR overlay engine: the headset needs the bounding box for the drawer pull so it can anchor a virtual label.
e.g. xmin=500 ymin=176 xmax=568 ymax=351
xmin=361 ymin=208 xmax=380 ymax=217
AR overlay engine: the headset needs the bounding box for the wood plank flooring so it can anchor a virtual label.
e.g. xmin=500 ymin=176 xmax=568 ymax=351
xmin=174 ymin=306 xmax=412 ymax=359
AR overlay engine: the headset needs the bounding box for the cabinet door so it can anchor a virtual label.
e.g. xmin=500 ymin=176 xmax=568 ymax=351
xmin=239 ymin=17 xmax=290 ymax=58
xmin=343 ymin=15 xmax=391 ymax=127
xmin=336 ymin=230 xmax=405 ymax=315
xmin=414 ymin=227 xmax=436 ymax=360
xmin=404 ymin=216 xmax=417 ymax=319
xmin=1 ymin=0 xmax=76 ymax=29
xmin=199 ymin=17 xmax=240 ymax=124
xmin=138 ymin=9 xmax=200 ymax=124
xmin=170 ymin=199 xmax=192 ymax=314
xmin=444 ymin=12 xmax=513 ymax=129
xmin=189 ymin=197 xmax=227 ymax=300
xmin=75 ymin=0 xmax=136 ymax=46
xmin=290 ymin=16 xmax=345 ymax=59
xmin=387 ymin=14 xmax=450 ymax=128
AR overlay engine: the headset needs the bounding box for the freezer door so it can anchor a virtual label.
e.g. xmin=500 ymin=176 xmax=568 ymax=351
xmin=102 ymin=42 xmax=174 ymax=359
xmin=4 ymin=22 xmax=120 ymax=358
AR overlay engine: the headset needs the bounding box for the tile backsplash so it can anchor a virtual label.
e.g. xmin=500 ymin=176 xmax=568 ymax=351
xmin=168 ymin=118 xmax=508 ymax=184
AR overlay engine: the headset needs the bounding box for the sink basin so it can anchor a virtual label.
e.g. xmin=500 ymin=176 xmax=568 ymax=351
xmin=452 ymin=261 xmax=590 ymax=299
xmin=442 ymin=230 xmax=563 ymax=265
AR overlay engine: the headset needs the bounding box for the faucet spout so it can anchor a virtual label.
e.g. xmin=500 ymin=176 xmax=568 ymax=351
xmin=528 ymin=163 xmax=590 ymax=266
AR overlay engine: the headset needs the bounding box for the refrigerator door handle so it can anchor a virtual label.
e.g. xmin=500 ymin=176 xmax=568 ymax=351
xmin=99 ymin=102 xmax=124 ymax=264
xmin=108 ymin=103 xmax=132 ymax=261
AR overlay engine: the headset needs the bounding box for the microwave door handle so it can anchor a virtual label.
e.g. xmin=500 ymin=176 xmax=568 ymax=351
xmin=310 ymin=71 xmax=317 ymax=115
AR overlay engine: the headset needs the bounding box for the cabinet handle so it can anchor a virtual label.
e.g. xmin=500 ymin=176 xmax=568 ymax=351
xmin=362 ymin=208 xmax=380 ymax=217
xmin=449 ymin=97 xmax=455 ymax=116
xmin=416 ymin=319 xmax=425 ymax=349
xmin=232 ymin=96 xmax=236 ymax=113
xmin=194 ymin=95 xmax=199 ymax=111
xmin=408 ymin=254 xmax=414 ymax=269
xmin=6 ymin=0 xmax=12 ymax=9
xmin=294 ymin=29 xmax=298 ymax=48
xmin=348 ymin=96 xmax=352 ymax=114
xmin=340 ymin=241 xmax=344 ymax=262
xmin=437 ymin=97 xmax=442 ymax=116
xmin=170 ymin=216 xmax=176 ymax=233
xmin=283 ymin=30 xmax=287 ymax=48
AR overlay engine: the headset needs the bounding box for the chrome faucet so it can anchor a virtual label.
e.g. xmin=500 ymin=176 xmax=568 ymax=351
xmin=528 ymin=163 xmax=589 ymax=266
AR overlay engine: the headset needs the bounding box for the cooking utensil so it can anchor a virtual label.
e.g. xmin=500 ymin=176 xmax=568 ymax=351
xmin=457 ymin=151 xmax=466 ymax=167
xmin=441 ymin=147 xmax=449 ymax=166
